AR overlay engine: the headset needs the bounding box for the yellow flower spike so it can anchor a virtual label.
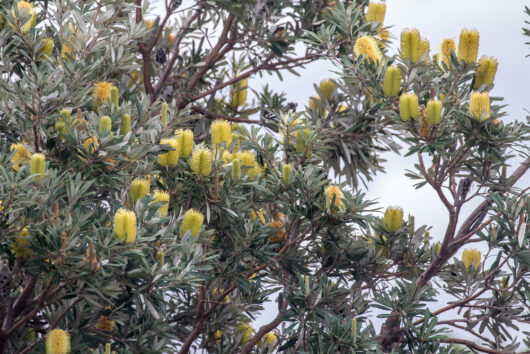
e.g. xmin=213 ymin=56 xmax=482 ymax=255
xmin=457 ymin=28 xmax=480 ymax=64
xmin=110 ymin=86 xmax=119 ymax=108
xmin=248 ymin=165 xmax=263 ymax=179
xmin=211 ymin=119 xmax=232 ymax=150
xmin=308 ymin=96 xmax=321 ymax=110
xmin=351 ymin=318 xmax=358 ymax=342
xmin=319 ymin=79 xmax=335 ymax=101
xmin=144 ymin=19 xmax=155 ymax=30
xmin=158 ymin=138 xmax=179 ymax=167
xmin=377 ymin=29 xmax=390 ymax=48
xmin=105 ymin=343 xmax=111 ymax=354
xmin=474 ymin=56 xmax=498 ymax=89
xmin=30 ymin=153 xmax=46 ymax=179
xmin=399 ymin=93 xmax=419 ymax=121
xmin=83 ymin=136 xmax=99 ymax=153
xmin=113 ymin=208 xmax=137 ymax=243
xmin=353 ymin=35 xmax=382 ymax=63
xmin=420 ymin=38 xmax=430 ymax=62
xmin=231 ymin=78 xmax=248 ymax=108
xmin=190 ymin=147 xmax=212 ymax=177
xmin=212 ymin=287 xmax=230 ymax=303
xmin=161 ymin=102 xmax=168 ymax=128
xmin=365 ymin=1 xmax=386 ymax=30
xmin=304 ymin=275 xmax=310 ymax=296
xmin=232 ymin=158 xmax=241 ymax=180
xmin=156 ymin=250 xmax=164 ymax=265
xmin=181 ymin=209 xmax=204 ymax=237
xmin=60 ymin=43 xmax=73 ymax=60
xmin=93 ymin=81 xmax=113 ymax=103
xmin=214 ymin=330 xmax=222 ymax=343
xmin=39 ymin=38 xmax=54 ymax=59
xmin=282 ymin=164 xmax=292 ymax=184
xmin=98 ymin=116 xmax=112 ymax=134
xmin=325 ymin=185 xmax=345 ymax=211
xmin=59 ymin=109 xmax=71 ymax=125
xmin=426 ymin=99 xmax=442 ymax=125
xmin=11 ymin=227 xmax=32 ymax=258
xmin=129 ymin=178 xmax=150 ymax=204
xmin=250 ymin=209 xmax=266 ymax=224
xmin=400 ymin=28 xmax=421 ymax=63
xmin=222 ymin=150 xmax=233 ymax=164
xmin=269 ymin=215 xmax=286 ymax=243
xmin=440 ymin=39 xmax=456 ymax=68
xmin=382 ymin=206 xmax=403 ymax=233
xmin=469 ymin=92 xmax=490 ymax=121
xmin=45 ymin=328 xmax=71 ymax=354
xmin=462 ymin=248 xmax=481 ymax=270
xmin=174 ymin=129 xmax=194 ymax=157
xmin=11 ymin=1 xmax=37 ymax=34
xmin=259 ymin=332 xmax=278 ymax=348
xmin=236 ymin=324 xmax=254 ymax=345
xmin=383 ymin=66 xmax=402 ymax=97
xmin=10 ymin=143 xmax=31 ymax=171
xmin=152 ymin=190 xmax=170 ymax=216
xmin=237 ymin=150 xmax=256 ymax=168
xmin=96 ymin=316 xmax=114 ymax=332
xmin=120 ymin=114 xmax=131 ymax=135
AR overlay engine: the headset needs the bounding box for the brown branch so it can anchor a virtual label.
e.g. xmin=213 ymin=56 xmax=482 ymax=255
xmin=191 ymin=106 xmax=261 ymax=124
xmin=440 ymin=338 xmax=505 ymax=354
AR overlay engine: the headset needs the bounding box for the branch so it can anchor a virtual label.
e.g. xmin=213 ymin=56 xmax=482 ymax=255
xmin=440 ymin=338 xmax=505 ymax=354
xmin=191 ymin=106 xmax=261 ymax=125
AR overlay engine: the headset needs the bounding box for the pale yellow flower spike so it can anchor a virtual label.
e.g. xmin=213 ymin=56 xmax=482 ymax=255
xmin=319 ymin=79 xmax=335 ymax=101
xmin=457 ymin=29 xmax=480 ymax=64
xmin=113 ymin=208 xmax=137 ymax=243
xmin=11 ymin=1 xmax=37 ymax=33
xmin=383 ymin=206 xmax=403 ymax=233
xmin=174 ymin=129 xmax=194 ymax=157
xmin=325 ymin=185 xmax=345 ymax=211
xmin=383 ymin=66 xmax=402 ymax=97
xmin=353 ymin=36 xmax=382 ymax=63
xmin=462 ymin=248 xmax=481 ymax=270
xmin=469 ymin=92 xmax=490 ymax=121
xmin=440 ymin=39 xmax=456 ymax=68
xmin=93 ymin=81 xmax=113 ymax=103
xmin=152 ymin=190 xmax=170 ymax=216
xmin=181 ymin=209 xmax=204 ymax=237
xmin=366 ymin=2 xmax=386 ymax=30
xmin=400 ymin=28 xmax=421 ymax=63
xmin=45 ymin=328 xmax=71 ymax=354
xmin=158 ymin=138 xmax=179 ymax=167
xmin=190 ymin=147 xmax=212 ymax=176
xmin=211 ymin=119 xmax=232 ymax=149
xmin=10 ymin=143 xmax=31 ymax=171
xmin=474 ymin=56 xmax=498 ymax=89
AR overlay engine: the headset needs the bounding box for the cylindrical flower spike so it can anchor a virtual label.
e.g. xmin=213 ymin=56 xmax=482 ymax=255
xmin=161 ymin=102 xmax=168 ymax=128
xmin=400 ymin=28 xmax=421 ymax=63
xmin=174 ymin=129 xmax=194 ymax=157
xmin=120 ymin=114 xmax=131 ymax=135
xmin=399 ymin=93 xmax=419 ymax=121
xmin=46 ymin=329 xmax=70 ymax=354
xmin=282 ymin=164 xmax=292 ymax=184
xmin=353 ymin=36 xmax=382 ymax=63
xmin=181 ymin=209 xmax=204 ymax=237
xmin=190 ymin=147 xmax=212 ymax=176
xmin=99 ymin=116 xmax=112 ymax=134
xmin=231 ymin=78 xmax=248 ymax=108
xmin=232 ymin=158 xmax=241 ymax=180
xmin=211 ymin=119 xmax=232 ymax=149
xmin=93 ymin=81 xmax=112 ymax=103
xmin=304 ymin=275 xmax=310 ymax=296
xmin=59 ymin=109 xmax=71 ymax=125
xmin=30 ymin=153 xmax=46 ymax=179
xmin=462 ymin=248 xmax=481 ymax=270
xmin=129 ymin=178 xmax=150 ymax=204
xmin=158 ymin=138 xmax=179 ymax=167
xmin=259 ymin=332 xmax=277 ymax=348
xmin=319 ymin=79 xmax=335 ymax=101
xmin=469 ymin=92 xmax=490 ymax=121
xmin=457 ymin=29 xmax=480 ymax=64
xmin=11 ymin=227 xmax=32 ymax=258
xmin=352 ymin=318 xmax=358 ymax=342
xmin=308 ymin=96 xmax=321 ymax=110
xmin=420 ymin=38 xmax=430 ymax=62
xmin=426 ymin=99 xmax=442 ymax=125
xmin=156 ymin=250 xmax=164 ymax=266
xmin=11 ymin=1 xmax=37 ymax=33
xmin=440 ymin=39 xmax=456 ymax=69
xmin=474 ymin=56 xmax=498 ymax=89
xmin=365 ymin=2 xmax=386 ymax=30
xmin=39 ymin=38 xmax=54 ymax=59
xmin=105 ymin=343 xmax=111 ymax=354
xmin=113 ymin=208 xmax=136 ymax=243
xmin=383 ymin=206 xmax=403 ymax=233
xmin=10 ymin=143 xmax=31 ymax=171
xmin=325 ymin=185 xmax=345 ymax=211
xmin=152 ymin=190 xmax=170 ymax=216
xmin=237 ymin=324 xmax=254 ymax=345
xmin=110 ymin=86 xmax=119 ymax=108
xmin=383 ymin=66 xmax=402 ymax=97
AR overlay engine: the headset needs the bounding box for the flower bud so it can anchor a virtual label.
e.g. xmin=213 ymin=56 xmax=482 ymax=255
xmin=83 ymin=136 xmax=99 ymax=153
xmin=110 ymin=86 xmax=119 ymax=108
xmin=39 ymin=38 xmax=54 ymax=59
xmin=231 ymin=78 xmax=248 ymax=108
xmin=259 ymin=332 xmax=277 ymax=348
xmin=353 ymin=35 xmax=382 ymax=63
xmin=237 ymin=324 xmax=254 ymax=345
xmin=383 ymin=66 xmax=402 ymax=97
xmin=308 ymin=96 xmax=321 ymax=110
xmin=161 ymin=102 xmax=168 ymax=128
xmin=250 ymin=209 xmax=266 ymax=224
xmin=30 ymin=153 xmax=46 ymax=179
xmin=191 ymin=147 xmax=212 ymax=177
xmin=269 ymin=214 xmax=285 ymax=243
xmin=462 ymin=248 xmax=481 ymax=270
xmin=10 ymin=143 xmax=30 ymax=171
xmin=152 ymin=190 xmax=170 ymax=216
xmin=426 ymin=99 xmax=442 ymax=125
xmin=96 ymin=316 xmax=114 ymax=332
xmin=319 ymin=79 xmax=335 ymax=101
xmin=214 ymin=330 xmax=222 ymax=343
xmin=232 ymin=158 xmax=241 ymax=180
xmin=175 ymin=129 xmax=194 ymax=157
xmin=474 ymin=56 xmax=498 ymax=89
xmin=120 ymin=114 xmax=131 ymax=135
xmin=304 ymin=275 xmax=310 ymax=296
xmin=433 ymin=241 xmax=441 ymax=256
xmin=99 ymin=116 xmax=112 ymax=134
xmin=366 ymin=2 xmax=386 ymax=30
xmin=156 ymin=250 xmax=164 ymax=266
xmin=129 ymin=178 xmax=150 ymax=204
xmin=351 ymin=318 xmax=358 ymax=342
xmin=158 ymin=138 xmax=179 ymax=167
xmin=11 ymin=227 xmax=32 ymax=258
xmin=399 ymin=93 xmax=419 ymax=121
xmin=282 ymin=164 xmax=292 ymax=184
xmin=383 ymin=206 xmax=403 ymax=233
xmin=325 ymin=185 xmax=345 ymax=211
xmin=181 ymin=209 xmax=204 ymax=237
xmin=114 ymin=208 xmax=136 ymax=243
xmin=105 ymin=343 xmax=111 ymax=354
xmin=46 ymin=329 xmax=70 ymax=354
xmin=59 ymin=109 xmax=71 ymax=125
xmin=457 ymin=29 xmax=480 ymax=63
xmin=400 ymin=28 xmax=421 ymax=62
xmin=440 ymin=39 xmax=456 ymax=68
xmin=211 ymin=119 xmax=232 ymax=149
xmin=469 ymin=92 xmax=490 ymax=121
xmin=55 ymin=121 xmax=67 ymax=139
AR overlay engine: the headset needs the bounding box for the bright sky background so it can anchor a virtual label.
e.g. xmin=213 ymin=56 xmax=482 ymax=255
xmin=153 ymin=0 xmax=530 ymax=346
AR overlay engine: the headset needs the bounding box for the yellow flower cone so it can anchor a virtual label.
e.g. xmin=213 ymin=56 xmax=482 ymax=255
xmin=181 ymin=209 xmax=204 ymax=237
xmin=400 ymin=28 xmax=421 ymax=63
xmin=45 ymin=329 xmax=71 ymax=354
xmin=113 ymin=208 xmax=136 ymax=243
xmin=190 ymin=147 xmax=212 ymax=176
xmin=469 ymin=92 xmax=490 ymax=121
xmin=457 ymin=28 xmax=480 ymax=64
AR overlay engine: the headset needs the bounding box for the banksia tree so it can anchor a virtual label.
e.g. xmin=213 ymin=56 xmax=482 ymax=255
xmin=0 ymin=0 xmax=528 ymax=353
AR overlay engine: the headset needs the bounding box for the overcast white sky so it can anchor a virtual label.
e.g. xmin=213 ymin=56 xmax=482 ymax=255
xmin=153 ymin=0 xmax=530 ymax=346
